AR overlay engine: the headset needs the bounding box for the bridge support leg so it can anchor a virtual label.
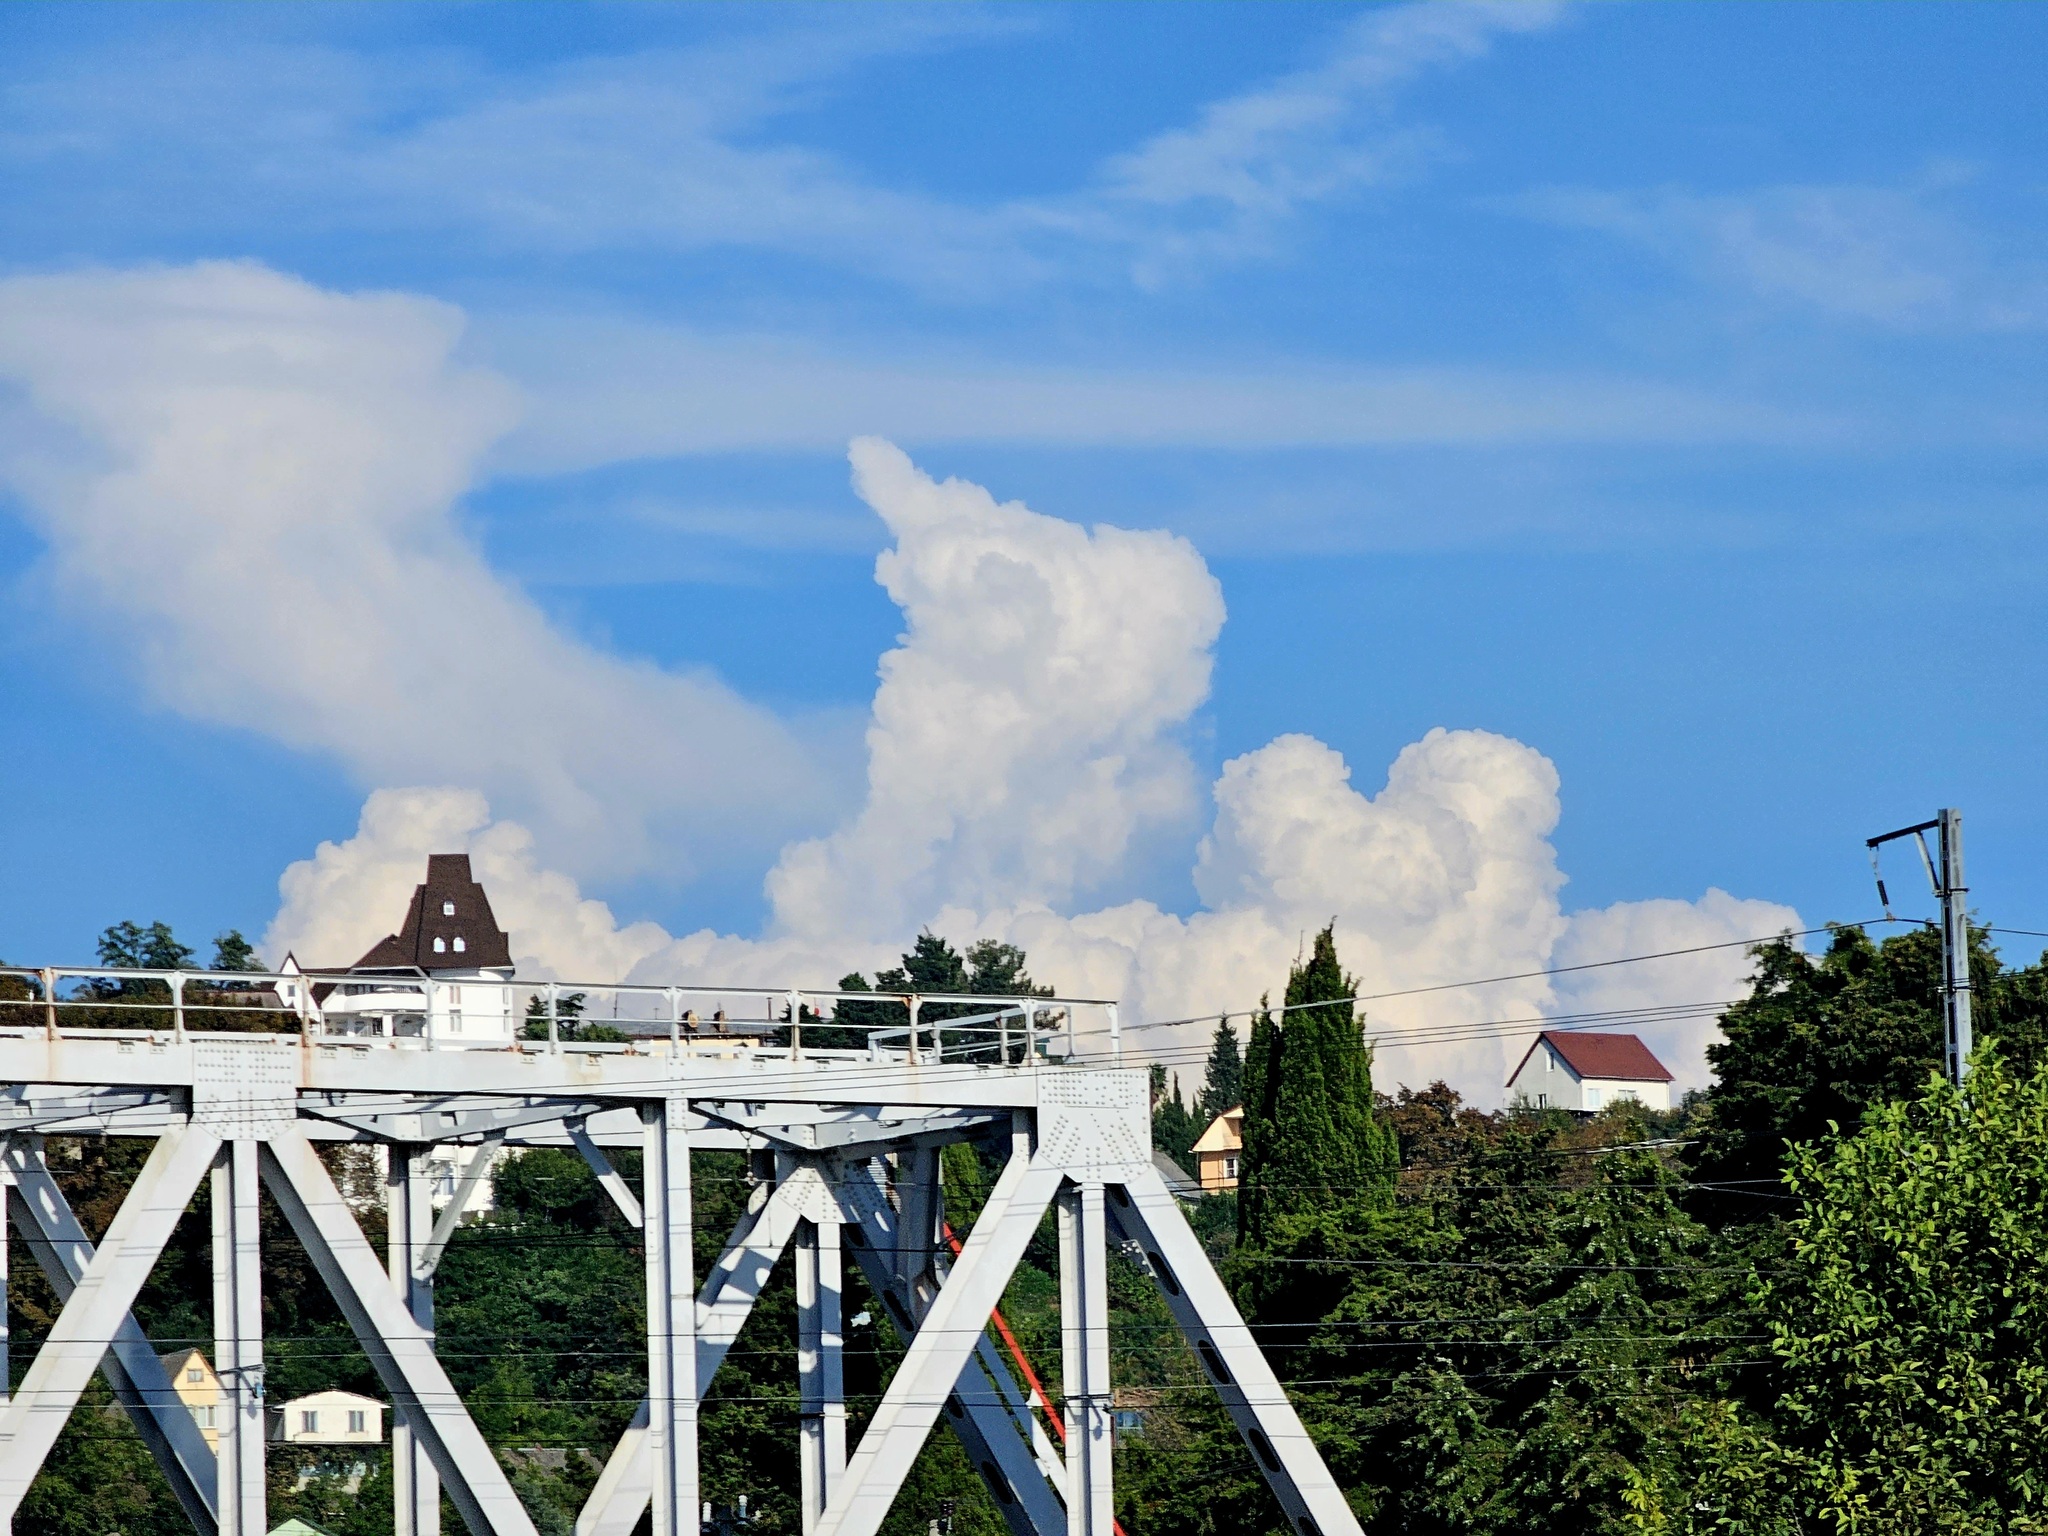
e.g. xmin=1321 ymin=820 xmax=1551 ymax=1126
xmin=816 ymin=1149 xmax=1064 ymax=1536
xmin=388 ymin=1146 xmax=440 ymax=1536
xmin=3 ymin=1137 xmax=219 ymax=1534
xmin=212 ymin=1141 xmax=266 ymax=1536
xmin=797 ymin=1216 xmax=846 ymax=1535
xmin=0 ymin=1148 xmax=10 ymax=1412
xmin=1057 ymin=1182 xmax=1112 ymax=1536
xmin=834 ymin=1159 xmax=1067 ymax=1536
xmin=1107 ymin=1168 xmax=1362 ymax=1536
xmin=642 ymin=1099 xmax=698 ymax=1536
xmin=0 ymin=1125 xmax=222 ymax=1530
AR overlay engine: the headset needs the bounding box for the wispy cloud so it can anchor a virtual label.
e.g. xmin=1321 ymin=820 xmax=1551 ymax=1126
xmin=0 ymin=261 xmax=841 ymax=880
xmin=481 ymin=311 xmax=1824 ymax=474
xmin=1073 ymin=0 xmax=1568 ymax=281
xmin=0 ymin=3 xmax=1565 ymax=295
xmin=1521 ymin=170 xmax=2048 ymax=332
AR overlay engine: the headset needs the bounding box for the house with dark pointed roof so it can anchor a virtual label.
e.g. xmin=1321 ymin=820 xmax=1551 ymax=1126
xmin=312 ymin=855 xmax=518 ymax=1044
xmin=1506 ymin=1030 xmax=1674 ymax=1114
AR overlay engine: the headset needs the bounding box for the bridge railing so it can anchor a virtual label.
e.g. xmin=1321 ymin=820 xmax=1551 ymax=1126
xmin=0 ymin=966 xmax=1122 ymax=1066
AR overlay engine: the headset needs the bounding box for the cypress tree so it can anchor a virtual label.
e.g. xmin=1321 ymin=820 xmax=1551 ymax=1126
xmin=1198 ymin=1018 xmax=1245 ymax=1123
xmin=1238 ymin=924 xmax=1398 ymax=1245
xmin=1238 ymin=997 xmax=1281 ymax=1243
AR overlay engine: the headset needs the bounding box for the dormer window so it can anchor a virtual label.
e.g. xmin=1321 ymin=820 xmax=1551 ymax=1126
xmin=452 ymin=937 xmax=466 ymax=953
xmin=432 ymin=937 xmax=446 ymax=954
xmin=442 ymin=900 xmax=455 ymax=916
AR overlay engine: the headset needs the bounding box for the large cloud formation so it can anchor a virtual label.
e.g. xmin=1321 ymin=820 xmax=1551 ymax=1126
xmin=0 ymin=261 xmax=829 ymax=880
xmin=0 ymin=262 xmax=1798 ymax=1102
xmin=261 ymin=430 xmax=1795 ymax=1102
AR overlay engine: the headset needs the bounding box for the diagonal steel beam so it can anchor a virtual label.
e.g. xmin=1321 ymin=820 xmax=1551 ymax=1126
xmin=2 ymin=1141 xmax=220 ymax=1536
xmin=259 ymin=1131 xmax=539 ymax=1536
xmin=0 ymin=1125 xmax=222 ymax=1526
xmin=816 ymin=1150 xmax=1065 ymax=1536
xmin=833 ymin=1159 xmax=1067 ymax=1536
xmin=417 ymin=1131 xmax=503 ymax=1280
xmin=568 ymin=1121 xmax=642 ymax=1229
xmin=1107 ymin=1168 xmax=1363 ymax=1536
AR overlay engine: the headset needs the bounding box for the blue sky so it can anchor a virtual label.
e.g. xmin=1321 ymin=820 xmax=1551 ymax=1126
xmin=1 ymin=1 xmax=2044 ymax=1035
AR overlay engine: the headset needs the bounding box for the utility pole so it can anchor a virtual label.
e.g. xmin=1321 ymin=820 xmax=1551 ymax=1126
xmin=1867 ymin=808 xmax=1973 ymax=1084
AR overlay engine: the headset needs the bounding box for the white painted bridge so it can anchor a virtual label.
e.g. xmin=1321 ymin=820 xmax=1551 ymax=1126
xmin=0 ymin=966 xmax=1362 ymax=1536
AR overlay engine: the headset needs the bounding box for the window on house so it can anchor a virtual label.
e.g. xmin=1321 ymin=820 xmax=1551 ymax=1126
xmin=1224 ymin=1155 xmax=1239 ymax=1179
xmin=449 ymin=1012 xmax=463 ymax=1033
xmin=1537 ymin=1094 xmax=1547 ymax=1108
xmin=433 ymin=937 xmax=446 ymax=953
xmin=348 ymin=1410 xmax=367 ymax=1433
xmin=187 ymin=1367 xmax=204 ymax=1383
xmin=442 ymin=900 xmax=456 ymax=916
xmin=453 ymin=936 xmax=466 ymax=953
xmin=301 ymin=1410 xmax=319 ymax=1434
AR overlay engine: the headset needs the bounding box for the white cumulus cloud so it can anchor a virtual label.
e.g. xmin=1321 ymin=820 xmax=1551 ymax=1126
xmin=255 ymin=440 xmax=1795 ymax=1103
xmin=762 ymin=437 xmax=1225 ymax=945
xmin=0 ymin=261 xmax=831 ymax=881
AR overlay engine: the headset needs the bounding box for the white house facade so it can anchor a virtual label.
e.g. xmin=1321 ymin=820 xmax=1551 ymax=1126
xmin=1506 ymin=1031 xmax=1675 ymax=1114
xmin=301 ymin=854 xmax=518 ymax=1047
xmin=270 ymin=1389 xmax=384 ymax=1445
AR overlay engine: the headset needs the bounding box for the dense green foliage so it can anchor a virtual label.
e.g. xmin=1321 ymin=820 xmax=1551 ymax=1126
xmin=16 ymin=916 xmax=2048 ymax=1536
xmin=1239 ymin=925 xmax=1398 ymax=1245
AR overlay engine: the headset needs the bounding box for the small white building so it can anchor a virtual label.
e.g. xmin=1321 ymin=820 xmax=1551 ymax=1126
xmin=270 ymin=1389 xmax=384 ymax=1445
xmin=1506 ymin=1031 xmax=1674 ymax=1114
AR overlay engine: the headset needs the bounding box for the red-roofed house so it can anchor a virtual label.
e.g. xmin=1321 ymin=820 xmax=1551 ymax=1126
xmin=1506 ymin=1031 xmax=1674 ymax=1114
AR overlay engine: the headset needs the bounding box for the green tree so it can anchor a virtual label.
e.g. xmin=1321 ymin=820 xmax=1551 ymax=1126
xmin=838 ymin=933 xmax=1051 ymax=1061
xmin=520 ymin=990 xmax=626 ymax=1042
xmin=1691 ymin=924 xmax=2048 ymax=1220
xmin=1198 ymin=1018 xmax=1245 ymax=1123
xmin=1238 ymin=925 xmax=1397 ymax=1245
xmin=1752 ymin=1047 xmax=2048 ymax=1532
xmin=1151 ymin=1066 xmax=1199 ymax=1169
xmin=209 ymin=929 xmax=265 ymax=972
xmin=95 ymin=919 xmax=194 ymax=971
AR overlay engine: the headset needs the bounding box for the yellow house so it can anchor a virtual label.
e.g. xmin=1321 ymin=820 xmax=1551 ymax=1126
xmin=157 ymin=1348 xmax=221 ymax=1449
xmin=1189 ymin=1106 xmax=1243 ymax=1192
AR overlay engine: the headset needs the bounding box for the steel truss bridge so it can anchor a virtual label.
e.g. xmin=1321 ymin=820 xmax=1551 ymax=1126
xmin=0 ymin=966 xmax=1362 ymax=1536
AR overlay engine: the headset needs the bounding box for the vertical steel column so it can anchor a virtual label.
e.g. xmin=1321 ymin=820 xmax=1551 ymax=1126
xmin=212 ymin=1141 xmax=265 ymax=1536
xmin=642 ymin=1099 xmax=698 ymax=1536
xmin=1939 ymin=808 xmax=1975 ymax=1082
xmin=796 ymin=1217 xmax=846 ymax=1534
xmin=1056 ymin=1183 xmax=1112 ymax=1536
xmin=0 ymin=1144 xmax=11 ymax=1411
xmin=893 ymin=1147 xmax=940 ymax=1311
xmin=389 ymin=1146 xmax=440 ymax=1536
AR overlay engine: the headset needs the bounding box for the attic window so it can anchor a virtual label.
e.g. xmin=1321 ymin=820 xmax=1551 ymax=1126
xmin=187 ymin=1367 xmax=203 ymax=1384
xmin=432 ymin=937 xmax=446 ymax=954
xmin=442 ymin=900 xmax=456 ymax=916
xmin=452 ymin=936 xmax=466 ymax=953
